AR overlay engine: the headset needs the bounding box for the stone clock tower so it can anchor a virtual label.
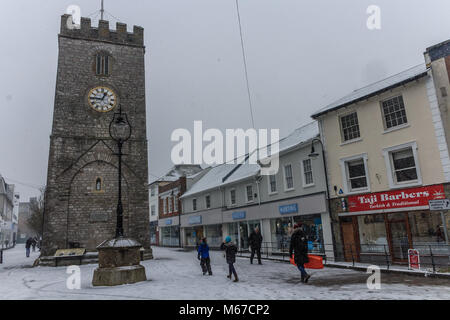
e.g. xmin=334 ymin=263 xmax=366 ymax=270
xmin=42 ymin=15 xmax=151 ymax=258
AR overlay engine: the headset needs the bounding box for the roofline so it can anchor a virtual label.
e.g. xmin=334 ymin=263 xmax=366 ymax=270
xmin=180 ymin=168 xmax=260 ymax=199
xmin=311 ymin=70 xmax=429 ymax=119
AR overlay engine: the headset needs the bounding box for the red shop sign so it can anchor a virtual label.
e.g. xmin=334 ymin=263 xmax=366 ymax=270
xmin=348 ymin=184 xmax=445 ymax=213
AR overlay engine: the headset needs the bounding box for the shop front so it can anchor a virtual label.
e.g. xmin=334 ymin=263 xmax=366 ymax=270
xmin=181 ymin=210 xmax=224 ymax=248
xmin=222 ymin=193 xmax=332 ymax=256
xmin=149 ymin=221 xmax=159 ymax=245
xmin=158 ymin=217 xmax=180 ymax=247
xmin=339 ymin=184 xmax=449 ymax=264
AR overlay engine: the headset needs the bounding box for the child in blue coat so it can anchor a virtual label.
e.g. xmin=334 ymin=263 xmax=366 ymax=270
xmin=198 ymin=237 xmax=213 ymax=275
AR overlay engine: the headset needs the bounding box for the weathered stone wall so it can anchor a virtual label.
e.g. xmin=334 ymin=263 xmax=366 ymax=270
xmin=42 ymin=16 xmax=150 ymax=256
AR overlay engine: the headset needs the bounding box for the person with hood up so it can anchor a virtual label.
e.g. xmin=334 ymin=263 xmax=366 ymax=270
xmin=289 ymin=223 xmax=311 ymax=283
xmin=197 ymin=237 xmax=213 ymax=276
xmin=220 ymin=236 xmax=239 ymax=282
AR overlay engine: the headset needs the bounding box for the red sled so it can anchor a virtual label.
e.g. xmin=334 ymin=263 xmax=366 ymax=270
xmin=290 ymin=254 xmax=324 ymax=269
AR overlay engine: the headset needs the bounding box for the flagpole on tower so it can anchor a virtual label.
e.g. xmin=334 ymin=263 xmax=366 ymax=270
xmin=100 ymin=0 xmax=104 ymax=20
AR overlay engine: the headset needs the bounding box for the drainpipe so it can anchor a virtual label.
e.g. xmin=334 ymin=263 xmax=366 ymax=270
xmin=255 ymin=175 xmax=262 ymax=206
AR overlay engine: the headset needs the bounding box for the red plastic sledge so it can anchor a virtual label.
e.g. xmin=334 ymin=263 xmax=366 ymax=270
xmin=290 ymin=254 xmax=324 ymax=269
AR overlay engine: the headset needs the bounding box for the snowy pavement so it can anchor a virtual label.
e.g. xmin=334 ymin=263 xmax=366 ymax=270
xmin=0 ymin=245 xmax=449 ymax=300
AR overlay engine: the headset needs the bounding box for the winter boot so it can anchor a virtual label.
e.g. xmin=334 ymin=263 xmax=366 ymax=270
xmin=233 ymin=272 xmax=239 ymax=282
xmin=227 ymin=274 xmax=231 ymax=279
xmin=304 ymin=274 xmax=311 ymax=284
xmin=209 ymin=272 xmax=213 ymax=276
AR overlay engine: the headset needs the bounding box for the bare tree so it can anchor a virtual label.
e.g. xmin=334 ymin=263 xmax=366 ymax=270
xmin=26 ymin=188 xmax=45 ymax=237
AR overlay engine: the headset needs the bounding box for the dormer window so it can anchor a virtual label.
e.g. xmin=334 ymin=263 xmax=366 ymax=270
xmin=95 ymin=53 xmax=110 ymax=76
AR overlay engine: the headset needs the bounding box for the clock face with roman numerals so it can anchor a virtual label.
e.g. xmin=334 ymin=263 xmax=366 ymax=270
xmin=88 ymin=86 xmax=118 ymax=112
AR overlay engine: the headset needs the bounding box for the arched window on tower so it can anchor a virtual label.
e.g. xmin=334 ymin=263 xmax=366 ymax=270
xmin=95 ymin=53 xmax=110 ymax=76
xmin=95 ymin=178 xmax=103 ymax=192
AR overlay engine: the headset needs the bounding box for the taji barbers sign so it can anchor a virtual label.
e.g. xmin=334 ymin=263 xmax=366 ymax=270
xmin=348 ymin=185 xmax=445 ymax=213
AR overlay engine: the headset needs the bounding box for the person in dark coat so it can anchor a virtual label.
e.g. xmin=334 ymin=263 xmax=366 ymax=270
xmin=31 ymin=237 xmax=37 ymax=252
xmin=220 ymin=236 xmax=239 ymax=282
xmin=248 ymin=226 xmax=263 ymax=265
xmin=289 ymin=223 xmax=310 ymax=283
xmin=25 ymin=237 xmax=33 ymax=258
xmin=197 ymin=237 xmax=213 ymax=276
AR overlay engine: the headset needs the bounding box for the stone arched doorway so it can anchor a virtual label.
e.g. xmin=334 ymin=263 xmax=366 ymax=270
xmin=67 ymin=160 xmax=130 ymax=251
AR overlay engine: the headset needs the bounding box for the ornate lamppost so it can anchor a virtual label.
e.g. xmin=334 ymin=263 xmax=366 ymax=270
xmin=92 ymin=105 xmax=147 ymax=287
xmin=109 ymin=105 xmax=132 ymax=238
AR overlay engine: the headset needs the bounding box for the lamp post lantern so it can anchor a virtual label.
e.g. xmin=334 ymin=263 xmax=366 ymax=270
xmin=109 ymin=105 xmax=132 ymax=238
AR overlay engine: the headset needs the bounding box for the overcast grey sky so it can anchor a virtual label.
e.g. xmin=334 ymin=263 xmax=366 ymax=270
xmin=1 ymin=0 xmax=449 ymax=200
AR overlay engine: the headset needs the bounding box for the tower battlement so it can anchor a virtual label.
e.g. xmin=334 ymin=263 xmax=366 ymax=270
xmin=60 ymin=14 xmax=144 ymax=47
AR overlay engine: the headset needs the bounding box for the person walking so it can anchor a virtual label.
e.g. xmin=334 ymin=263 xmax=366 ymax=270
xmin=25 ymin=237 xmax=33 ymax=258
xmin=220 ymin=236 xmax=239 ymax=282
xmin=248 ymin=226 xmax=263 ymax=265
xmin=31 ymin=237 xmax=37 ymax=252
xmin=197 ymin=237 xmax=213 ymax=276
xmin=289 ymin=223 xmax=311 ymax=283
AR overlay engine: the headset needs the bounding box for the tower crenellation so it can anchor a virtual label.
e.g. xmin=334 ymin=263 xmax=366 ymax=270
xmin=60 ymin=14 xmax=144 ymax=47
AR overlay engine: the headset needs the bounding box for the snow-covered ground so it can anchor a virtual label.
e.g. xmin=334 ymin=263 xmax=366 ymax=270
xmin=0 ymin=245 xmax=449 ymax=300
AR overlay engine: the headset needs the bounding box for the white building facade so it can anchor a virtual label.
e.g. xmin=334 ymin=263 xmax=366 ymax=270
xmin=180 ymin=122 xmax=334 ymax=258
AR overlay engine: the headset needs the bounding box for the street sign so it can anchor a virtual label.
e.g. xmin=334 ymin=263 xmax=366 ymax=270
xmin=429 ymin=199 xmax=450 ymax=211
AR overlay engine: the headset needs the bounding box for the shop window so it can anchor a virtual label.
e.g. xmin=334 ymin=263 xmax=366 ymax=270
xmin=340 ymin=112 xmax=360 ymax=142
xmin=357 ymin=214 xmax=388 ymax=253
xmin=205 ymin=224 xmax=222 ymax=247
xmin=161 ymin=226 xmax=179 ymax=246
xmin=293 ymin=215 xmax=324 ymax=253
xmin=381 ymin=95 xmax=408 ymax=130
xmin=408 ymin=211 xmax=448 ymax=248
xmin=302 ymin=159 xmax=314 ymax=186
xmin=270 ymin=218 xmax=292 ymax=251
xmin=268 ymin=175 xmax=277 ymax=194
xmin=246 ymin=185 xmax=254 ymax=202
xmin=283 ymin=164 xmax=294 ymax=190
xmin=383 ymin=142 xmax=421 ymax=188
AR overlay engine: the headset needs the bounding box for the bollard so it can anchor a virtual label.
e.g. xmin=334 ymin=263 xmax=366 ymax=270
xmin=0 ymin=249 xmax=3 ymax=264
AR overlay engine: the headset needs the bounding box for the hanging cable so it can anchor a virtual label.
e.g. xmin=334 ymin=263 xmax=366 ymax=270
xmin=235 ymin=0 xmax=256 ymax=129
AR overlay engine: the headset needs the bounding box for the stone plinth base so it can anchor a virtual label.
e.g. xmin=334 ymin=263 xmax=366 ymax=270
xmin=92 ymin=237 xmax=147 ymax=287
xmin=92 ymin=265 xmax=147 ymax=287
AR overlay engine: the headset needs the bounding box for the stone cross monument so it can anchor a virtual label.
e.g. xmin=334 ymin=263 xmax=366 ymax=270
xmin=41 ymin=14 xmax=151 ymax=261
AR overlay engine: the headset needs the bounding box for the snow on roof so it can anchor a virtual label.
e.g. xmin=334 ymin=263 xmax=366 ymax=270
xmin=311 ymin=64 xmax=429 ymax=118
xmin=181 ymin=164 xmax=240 ymax=198
xmin=182 ymin=122 xmax=319 ymax=198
